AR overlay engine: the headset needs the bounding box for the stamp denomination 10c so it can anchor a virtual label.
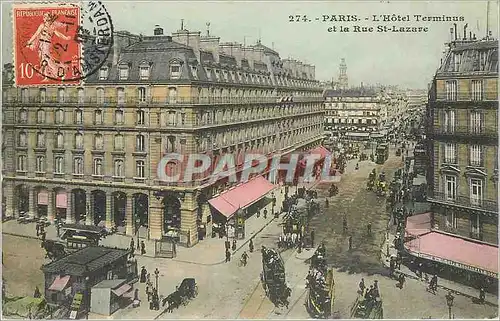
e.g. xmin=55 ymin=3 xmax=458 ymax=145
xmin=13 ymin=1 xmax=113 ymax=86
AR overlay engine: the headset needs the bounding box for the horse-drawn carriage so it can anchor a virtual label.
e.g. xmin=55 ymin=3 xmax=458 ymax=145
xmin=261 ymin=246 xmax=291 ymax=307
xmin=350 ymin=295 xmax=383 ymax=319
xmin=162 ymin=278 xmax=198 ymax=313
xmin=306 ymin=245 xmax=335 ymax=319
xmin=376 ymin=181 xmax=388 ymax=197
xmin=42 ymin=239 xmax=66 ymax=260
xmin=60 ymin=224 xmax=105 ymax=250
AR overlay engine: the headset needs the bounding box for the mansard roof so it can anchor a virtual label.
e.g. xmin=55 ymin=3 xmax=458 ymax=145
xmin=438 ymin=39 xmax=498 ymax=75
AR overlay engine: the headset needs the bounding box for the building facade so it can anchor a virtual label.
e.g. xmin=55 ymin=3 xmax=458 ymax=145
xmin=323 ymin=88 xmax=383 ymax=139
xmin=427 ymin=36 xmax=498 ymax=244
xmin=2 ymin=26 xmax=325 ymax=248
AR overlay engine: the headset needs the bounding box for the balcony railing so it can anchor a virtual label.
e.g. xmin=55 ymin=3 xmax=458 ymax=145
xmin=433 ymin=125 xmax=498 ymax=138
xmin=7 ymin=95 xmax=324 ymax=106
xmin=429 ymin=191 xmax=498 ymax=213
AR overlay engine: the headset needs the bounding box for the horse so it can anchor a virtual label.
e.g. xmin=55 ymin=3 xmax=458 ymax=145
xmin=42 ymin=240 xmax=66 ymax=260
xmin=162 ymin=292 xmax=181 ymax=313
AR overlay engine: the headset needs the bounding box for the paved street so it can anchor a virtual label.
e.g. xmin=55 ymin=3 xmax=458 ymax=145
xmin=3 ymin=147 xmax=497 ymax=319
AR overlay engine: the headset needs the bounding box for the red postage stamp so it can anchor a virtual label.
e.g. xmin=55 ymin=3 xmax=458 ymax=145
xmin=13 ymin=3 xmax=82 ymax=86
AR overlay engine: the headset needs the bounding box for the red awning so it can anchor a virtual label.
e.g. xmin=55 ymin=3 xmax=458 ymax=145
xmin=405 ymin=212 xmax=432 ymax=237
xmin=48 ymin=275 xmax=70 ymax=291
xmin=299 ymin=146 xmax=331 ymax=166
xmin=208 ymin=176 xmax=276 ymax=218
xmin=112 ymin=283 xmax=132 ymax=297
xmin=404 ymin=231 xmax=498 ymax=278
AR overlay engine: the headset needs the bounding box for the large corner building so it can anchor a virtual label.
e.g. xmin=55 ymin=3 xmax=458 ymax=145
xmin=1 ymin=26 xmax=325 ymax=249
xmin=427 ymin=34 xmax=498 ymax=244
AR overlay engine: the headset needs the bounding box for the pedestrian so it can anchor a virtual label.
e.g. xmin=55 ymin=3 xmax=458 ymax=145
xmin=365 ymin=285 xmax=373 ymax=300
xmin=310 ymin=230 xmax=315 ymax=248
xmin=56 ymin=220 xmax=61 ymax=238
xmin=225 ymin=239 xmax=231 ymax=250
xmin=389 ymin=258 xmax=395 ymax=278
xmin=134 ymin=288 xmax=139 ymax=301
xmin=225 ymin=249 xmax=231 ymax=262
xmin=358 ymin=278 xmax=365 ymax=295
xmin=396 ymin=253 xmax=402 ymax=269
xmin=130 ymin=240 xmax=135 ymax=258
xmin=36 ymin=222 xmax=40 ymax=237
xmin=146 ymin=283 xmax=152 ymax=301
xmin=249 ymin=238 xmax=254 ymax=253
xmin=257 ymin=210 xmax=260 ymax=218
xmin=399 ymin=274 xmax=405 ymax=289
xmin=140 ymin=266 xmax=147 ymax=283
xmin=232 ymin=239 xmax=237 ymax=251
xmin=130 ymin=238 xmax=135 ymax=252
xmin=263 ymin=208 xmax=268 ymax=219
xmin=325 ymin=198 xmax=329 ymax=208
xmin=348 ymin=236 xmax=353 ymax=251
xmin=41 ymin=231 xmax=46 ymax=244
xmin=140 ymin=241 xmax=146 ymax=255
xmin=33 ymin=286 xmax=41 ymax=298
xmin=147 ymin=273 xmax=151 ymax=284
xmin=479 ymin=287 xmax=485 ymax=303
xmin=367 ymin=222 xmax=372 ymax=236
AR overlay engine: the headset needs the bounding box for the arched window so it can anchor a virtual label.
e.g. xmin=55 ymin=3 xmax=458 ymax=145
xmin=36 ymin=132 xmax=45 ymax=148
xmin=74 ymin=108 xmax=83 ymax=124
xmin=138 ymin=87 xmax=147 ymax=102
xmin=36 ymin=109 xmax=45 ymax=123
xmin=73 ymin=157 xmax=84 ymax=174
xmin=115 ymin=109 xmax=124 ymax=124
xmin=55 ymin=108 xmax=64 ymax=124
xmin=114 ymin=134 xmax=124 ymax=151
xmin=136 ymin=109 xmax=145 ymax=125
xmin=18 ymin=131 xmax=27 ymax=147
xmin=94 ymin=134 xmax=104 ymax=149
xmin=93 ymin=158 xmax=103 ymax=175
xmin=136 ymin=134 xmax=145 ymax=152
xmin=114 ymin=159 xmax=124 ymax=177
xmin=55 ymin=132 xmax=64 ymax=149
xmin=18 ymin=109 xmax=28 ymax=123
xmin=117 ymin=87 xmax=125 ymax=105
xmin=96 ymin=88 xmax=105 ymax=103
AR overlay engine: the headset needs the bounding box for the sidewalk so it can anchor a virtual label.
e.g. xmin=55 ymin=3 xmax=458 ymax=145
xmin=2 ymin=220 xmax=160 ymax=259
xmin=380 ymin=231 xmax=498 ymax=307
xmin=173 ymin=185 xmax=289 ymax=265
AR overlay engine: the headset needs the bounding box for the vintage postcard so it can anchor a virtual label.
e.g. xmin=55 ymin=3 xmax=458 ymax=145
xmin=1 ymin=0 xmax=498 ymax=320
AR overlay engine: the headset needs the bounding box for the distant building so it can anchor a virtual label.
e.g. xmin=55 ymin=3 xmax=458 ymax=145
xmin=323 ymin=87 xmax=383 ymax=140
xmin=427 ymin=34 xmax=498 ymax=244
xmin=338 ymin=58 xmax=348 ymax=90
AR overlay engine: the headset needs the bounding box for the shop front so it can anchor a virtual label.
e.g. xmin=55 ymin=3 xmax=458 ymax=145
xmin=208 ymin=176 xmax=276 ymax=239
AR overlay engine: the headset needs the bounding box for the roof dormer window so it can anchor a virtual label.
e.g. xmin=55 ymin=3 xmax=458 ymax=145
xmin=99 ymin=67 xmax=109 ymax=80
xmin=140 ymin=65 xmax=150 ymax=80
xmin=215 ymin=69 xmax=220 ymax=81
xmin=170 ymin=64 xmax=181 ymax=79
xmin=119 ymin=65 xmax=129 ymax=80
xmin=205 ymin=68 xmax=212 ymax=80
xmin=223 ymin=70 xmax=228 ymax=82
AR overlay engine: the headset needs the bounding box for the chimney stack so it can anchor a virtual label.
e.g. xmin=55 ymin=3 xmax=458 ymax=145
xmin=463 ymin=23 xmax=468 ymax=40
xmin=454 ymin=23 xmax=458 ymax=40
xmin=450 ymin=27 xmax=454 ymax=42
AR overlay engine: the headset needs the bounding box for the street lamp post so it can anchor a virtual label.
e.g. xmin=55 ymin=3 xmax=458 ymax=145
xmin=445 ymin=291 xmax=454 ymax=319
xmin=135 ymin=215 xmax=140 ymax=251
xmin=154 ymin=268 xmax=160 ymax=291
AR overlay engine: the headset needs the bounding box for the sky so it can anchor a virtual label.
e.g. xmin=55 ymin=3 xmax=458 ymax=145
xmin=2 ymin=0 xmax=498 ymax=89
